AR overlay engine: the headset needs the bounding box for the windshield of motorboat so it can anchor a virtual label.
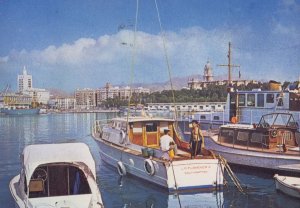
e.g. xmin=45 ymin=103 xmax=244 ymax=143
xmin=27 ymin=163 xmax=91 ymax=198
xmin=259 ymin=113 xmax=295 ymax=127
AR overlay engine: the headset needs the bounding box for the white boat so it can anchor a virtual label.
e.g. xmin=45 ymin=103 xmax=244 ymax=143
xmin=204 ymin=113 xmax=300 ymax=171
xmin=180 ymin=81 xmax=300 ymax=128
xmin=92 ymin=116 xmax=224 ymax=192
xmin=9 ymin=143 xmax=104 ymax=208
xmin=274 ymin=174 xmax=300 ymax=198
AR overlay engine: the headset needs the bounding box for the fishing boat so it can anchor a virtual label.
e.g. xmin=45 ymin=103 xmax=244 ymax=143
xmin=9 ymin=143 xmax=104 ymax=208
xmin=92 ymin=116 xmax=224 ymax=192
xmin=274 ymin=174 xmax=300 ymax=198
xmin=204 ymin=112 xmax=300 ymax=171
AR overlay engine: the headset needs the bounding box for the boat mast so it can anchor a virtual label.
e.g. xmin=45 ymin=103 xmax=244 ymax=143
xmin=218 ymin=42 xmax=240 ymax=86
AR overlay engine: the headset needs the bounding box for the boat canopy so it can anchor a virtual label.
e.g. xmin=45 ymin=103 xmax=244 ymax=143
xmin=22 ymin=143 xmax=96 ymax=184
xmin=258 ymin=113 xmax=298 ymax=128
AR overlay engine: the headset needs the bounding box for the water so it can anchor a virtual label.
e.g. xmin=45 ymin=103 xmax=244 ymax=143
xmin=0 ymin=113 xmax=299 ymax=208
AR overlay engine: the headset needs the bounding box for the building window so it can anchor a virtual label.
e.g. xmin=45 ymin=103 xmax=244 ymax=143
xmin=213 ymin=116 xmax=220 ymax=120
xmin=199 ymin=106 xmax=203 ymax=110
xmin=247 ymin=94 xmax=255 ymax=107
xmin=266 ymin=94 xmax=274 ymax=103
xmin=257 ymin=94 xmax=264 ymax=107
xmin=238 ymin=94 xmax=246 ymax=106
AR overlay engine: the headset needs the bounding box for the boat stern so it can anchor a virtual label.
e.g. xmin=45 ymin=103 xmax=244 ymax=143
xmin=166 ymin=159 xmax=224 ymax=192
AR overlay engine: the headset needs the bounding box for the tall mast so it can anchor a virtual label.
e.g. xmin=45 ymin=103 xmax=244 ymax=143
xmin=218 ymin=42 xmax=240 ymax=85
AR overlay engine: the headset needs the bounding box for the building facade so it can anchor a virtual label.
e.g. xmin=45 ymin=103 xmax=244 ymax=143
xmin=76 ymin=83 xmax=150 ymax=109
xmin=17 ymin=67 xmax=50 ymax=105
xmin=75 ymin=88 xmax=97 ymax=109
xmin=17 ymin=66 xmax=32 ymax=92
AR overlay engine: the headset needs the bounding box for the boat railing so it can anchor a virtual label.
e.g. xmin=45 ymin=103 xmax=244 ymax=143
xmin=92 ymin=119 xmax=114 ymax=136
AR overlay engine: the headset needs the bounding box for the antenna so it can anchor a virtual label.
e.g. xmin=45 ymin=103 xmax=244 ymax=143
xmin=217 ymin=42 xmax=240 ymax=85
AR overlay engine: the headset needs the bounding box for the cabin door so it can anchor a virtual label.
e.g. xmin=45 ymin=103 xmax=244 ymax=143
xmin=144 ymin=122 xmax=159 ymax=147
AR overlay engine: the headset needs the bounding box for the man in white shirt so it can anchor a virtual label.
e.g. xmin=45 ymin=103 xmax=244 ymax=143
xmin=160 ymin=129 xmax=175 ymax=160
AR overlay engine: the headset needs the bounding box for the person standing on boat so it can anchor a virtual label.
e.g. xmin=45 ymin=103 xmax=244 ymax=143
xmin=189 ymin=120 xmax=204 ymax=158
xmin=160 ymin=129 xmax=175 ymax=160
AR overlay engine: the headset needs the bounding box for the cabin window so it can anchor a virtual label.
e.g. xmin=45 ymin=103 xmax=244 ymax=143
xmin=266 ymin=94 xmax=274 ymax=103
xmin=29 ymin=165 xmax=91 ymax=198
xmin=146 ymin=122 xmax=157 ymax=132
xmin=257 ymin=94 xmax=265 ymax=107
xmin=276 ymin=94 xmax=283 ymax=106
xmin=247 ymin=94 xmax=255 ymax=107
xmin=213 ymin=116 xmax=220 ymax=120
xmin=200 ymin=115 xmax=206 ymax=119
xmin=238 ymin=94 xmax=246 ymax=106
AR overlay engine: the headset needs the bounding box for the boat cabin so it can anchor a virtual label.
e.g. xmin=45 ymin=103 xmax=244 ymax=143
xmin=110 ymin=117 xmax=176 ymax=148
xmin=219 ymin=113 xmax=300 ymax=150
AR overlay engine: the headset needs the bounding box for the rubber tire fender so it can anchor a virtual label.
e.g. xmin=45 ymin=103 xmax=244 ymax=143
xmin=117 ymin=161 xmax=126 ymax=176
xmin=144 ymin=159 xmax=155 ymax=176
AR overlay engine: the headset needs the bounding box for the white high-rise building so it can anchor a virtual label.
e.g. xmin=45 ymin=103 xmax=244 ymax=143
xmin=18 ymin=66 xmax=32 ymax=92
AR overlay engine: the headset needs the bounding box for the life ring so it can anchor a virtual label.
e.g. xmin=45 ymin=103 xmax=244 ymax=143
xmin=119 ymin=130 xmax=126 ymax=144
xmin=144 ymin=159 xmax=155 ymax=176
xmin=271 ymin=129 xmax=278 ymax=138
xmin=117 ymin=161 xmax=126 ymax=176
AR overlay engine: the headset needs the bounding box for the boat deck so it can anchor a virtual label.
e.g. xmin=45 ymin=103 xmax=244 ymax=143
xmin=98 ymin=135 xmax=214 ymax=162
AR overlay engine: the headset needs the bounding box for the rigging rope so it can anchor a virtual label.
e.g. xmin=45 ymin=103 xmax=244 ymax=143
xmin=154 ymin=0 xmax=177 ymax=121
xmin=126 ymin=0 xmax=139 ymax=121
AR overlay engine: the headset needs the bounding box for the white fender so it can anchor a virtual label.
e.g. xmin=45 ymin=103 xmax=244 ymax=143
xmin=144 ymin=159 xmax=155 ymax=176
xmin=117 ymin=161 xmax=126 ymax=176
xmin=119 ymin=130 xmax=126 ymax=144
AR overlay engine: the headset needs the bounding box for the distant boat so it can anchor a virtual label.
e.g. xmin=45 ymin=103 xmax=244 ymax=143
xmin=205 ymin=112 xmax=300 ymax=172
xmin=274 ymin=174 xmax=300 ymax=199
xmin=92 ymin=116 xmax=224 ymax=192
xmin=9 ymin=143 xmax=104 ymax=208
xmin=0 ymin=108 xmax=40 ymax=115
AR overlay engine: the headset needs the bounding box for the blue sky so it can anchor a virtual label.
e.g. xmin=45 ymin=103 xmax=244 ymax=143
xmin=0 ymin=0 xmax=299 ymax=92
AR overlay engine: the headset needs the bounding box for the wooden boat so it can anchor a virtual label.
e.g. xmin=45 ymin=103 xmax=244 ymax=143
xmin=92 ymin=116 xmax=224 ymax=192
xmin=274 ymin=174 xmax=300 ymax=198
xmin=9 ymin=143 xmax=104 ymax=208
xmin=204 ymin=112 xmax=300 ymax=171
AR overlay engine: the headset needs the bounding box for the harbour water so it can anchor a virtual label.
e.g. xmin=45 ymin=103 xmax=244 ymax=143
xmin=0 ymin=113 xmax=299 ymax=208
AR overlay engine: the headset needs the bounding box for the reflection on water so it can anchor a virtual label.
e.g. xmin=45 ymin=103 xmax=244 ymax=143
xmin=0 ymin=113 xmax=299 ymax=208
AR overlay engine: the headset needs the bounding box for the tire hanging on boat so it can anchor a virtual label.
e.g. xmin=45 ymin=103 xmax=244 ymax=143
xmin=144 ymin=159 xmax=155 ymax=176
xmin=119 ymin=130 xmax=126 ymax=144
xmin=117 ymin=161 xmax=126 ymax=176
xmin=271 ymin=129 xmax=278 ymax=138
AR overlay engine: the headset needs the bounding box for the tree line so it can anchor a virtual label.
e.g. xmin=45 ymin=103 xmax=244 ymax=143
xmin=101 ymin=81 xmax=293 ymax=108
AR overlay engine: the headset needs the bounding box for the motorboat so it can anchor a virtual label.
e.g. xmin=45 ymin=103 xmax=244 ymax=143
xmin=205 ymin=112 xmax=300 ymax=171
xmin=92 ymin=116 xmax=224 ymax=192
xmin=274 ymin=174 xmax=300 ymax=198
xmin=9 ymin=143 xmax=104 ymax=208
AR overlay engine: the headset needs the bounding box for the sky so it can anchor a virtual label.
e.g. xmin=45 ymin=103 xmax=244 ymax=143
xmin=0 ymin=0 xmax=299 ymax=92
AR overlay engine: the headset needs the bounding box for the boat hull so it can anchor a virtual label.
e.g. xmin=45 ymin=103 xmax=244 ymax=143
xmin=274 ymin=174 xmax=300 ymax=198
xmin=205 ymin=136 xmax=300 ymax=172
xmin=1 ymin=108 xmax=40 ymax=115
xmin=95 ymin=137 xmax=223 ymax=192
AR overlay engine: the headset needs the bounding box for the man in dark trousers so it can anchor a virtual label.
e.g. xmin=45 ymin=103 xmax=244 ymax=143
xmin=189 ymin=120 xmax=203 ymax=158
